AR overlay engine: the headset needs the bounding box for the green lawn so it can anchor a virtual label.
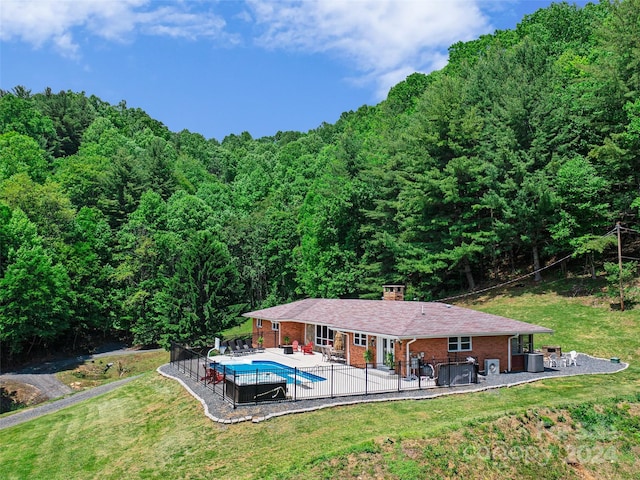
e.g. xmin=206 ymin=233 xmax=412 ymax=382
xmin=1 ymin=288 xmax=638 ymax=479
xmin=221 ymin=318 xmax=253 ymax=340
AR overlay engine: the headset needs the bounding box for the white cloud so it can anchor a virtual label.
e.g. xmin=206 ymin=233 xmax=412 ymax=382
xmin=0 ymin=0 xmax=229 ymax=56
xmin=1 ymin=0 xmax=496 ymax=99
xmin=247 ymin=0 xmax=492 ymax=99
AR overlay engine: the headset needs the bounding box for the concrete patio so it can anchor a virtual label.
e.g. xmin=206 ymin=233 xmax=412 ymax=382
xmin=208 ymin=347 xmax=438 ymax=400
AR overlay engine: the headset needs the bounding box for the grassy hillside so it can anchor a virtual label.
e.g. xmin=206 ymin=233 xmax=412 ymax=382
xmin=1 ymin=287 xmax=638 ymax=479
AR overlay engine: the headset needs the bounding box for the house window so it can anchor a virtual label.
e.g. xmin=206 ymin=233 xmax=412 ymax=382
xmin=315 ymin=325 xmax=334 ymax=346
xmin=256 ymin=319 xmax=262 ymax=329
xmin=353 ymin=333 xmax=367 ymax=347
xmin=448 ymin=336 xmax=472 ymax=352
xmin=511 ymin=334 xmax=533 ymax=354
xmin=272 ymin=322 xmax=279 ymax=331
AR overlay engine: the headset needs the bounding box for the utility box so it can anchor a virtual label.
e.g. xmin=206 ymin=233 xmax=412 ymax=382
xmin=436 ymin=362 xmax=477 ymax=386
xmin=484 ymin=359 xmax=500 ymax=375
xmin=525 ymin=353 xmax=545 ymax=373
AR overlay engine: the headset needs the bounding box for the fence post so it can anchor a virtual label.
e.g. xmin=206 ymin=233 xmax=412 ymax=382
xmin=201 ymin=354 xmax=206 ymax=387
xmin=233 ymin=371 xmax=237 ymax=409
xmin=293 ymin=368 xmax=297 ymax=401
xmin=331 ymin=365 xmax=334 ymax=398
xmin=365 ymin=363 xmax=368 ymax=396
xmin=222 ymin=365 xmax=227 ymax=402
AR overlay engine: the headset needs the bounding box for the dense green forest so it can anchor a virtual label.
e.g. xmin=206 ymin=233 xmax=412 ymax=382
xmin=1 ymin=0 xmax=639 ymax=357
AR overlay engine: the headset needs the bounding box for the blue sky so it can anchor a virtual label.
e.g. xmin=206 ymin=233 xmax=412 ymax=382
xmin=1 ymin=1 xmax=590 ymax=141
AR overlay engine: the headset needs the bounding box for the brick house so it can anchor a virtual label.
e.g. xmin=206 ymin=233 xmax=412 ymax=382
xmin=243 ymin=286 xmax=553 ymax=374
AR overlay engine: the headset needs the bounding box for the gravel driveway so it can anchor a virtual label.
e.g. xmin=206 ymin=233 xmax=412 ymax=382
xmin=0 ymin=346 xmax=162 ymax=430
xmin=0 ymin=375 xmax=142 ymax=430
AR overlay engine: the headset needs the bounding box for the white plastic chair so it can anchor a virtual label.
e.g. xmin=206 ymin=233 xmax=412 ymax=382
xmin=567 ymin=350 xmax=578 ymax=366
xmin=548 ymin=353 xmax=559 ymax=368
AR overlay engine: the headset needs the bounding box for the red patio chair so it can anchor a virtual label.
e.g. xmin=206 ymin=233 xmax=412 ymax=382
xmin=212 ymin=370 xmax=225 ymax=384
xmin=301 ymin=342 xmax=314 ymax=355
xmin=201 ymin=365 xmax=225 ymax=384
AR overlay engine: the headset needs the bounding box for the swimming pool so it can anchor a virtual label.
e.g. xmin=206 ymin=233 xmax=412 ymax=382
xmin=211 ymin=360 xmax=325 ymax=384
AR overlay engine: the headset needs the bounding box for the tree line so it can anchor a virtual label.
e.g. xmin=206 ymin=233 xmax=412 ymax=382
xmin=1 ymin=0 xmax=639 ymax=356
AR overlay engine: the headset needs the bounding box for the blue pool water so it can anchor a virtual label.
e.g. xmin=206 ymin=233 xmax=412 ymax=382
xmin=211 ymin=360 xmax=325 ymax=384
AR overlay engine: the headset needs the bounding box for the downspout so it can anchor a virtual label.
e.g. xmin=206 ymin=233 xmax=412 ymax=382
xmin=508 ymin=334 xmax=519 ymax=372
xmin=342 ymin=332 xmax=350 ymax=365
xmin=406 ymin=338 xmax=417 ymax=377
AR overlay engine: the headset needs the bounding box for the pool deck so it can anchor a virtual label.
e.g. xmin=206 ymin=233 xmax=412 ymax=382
xmin=209 ymin=348 xmax=435 ymax=398
xmin=158 ymin=349 xmax=628 ymax=424
xmin=212 ymin=347 xmax=333 ymax=368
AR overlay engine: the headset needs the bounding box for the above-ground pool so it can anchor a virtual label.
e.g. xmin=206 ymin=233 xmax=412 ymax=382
xmin=211 ymin=360 xmax=325 ymax=384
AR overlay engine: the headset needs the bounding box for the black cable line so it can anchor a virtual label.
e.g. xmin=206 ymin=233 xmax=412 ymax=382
xmin=436 ymin=224 xmax=627 ymax=303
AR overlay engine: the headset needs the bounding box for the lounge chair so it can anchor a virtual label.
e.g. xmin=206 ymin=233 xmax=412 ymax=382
xmin=242 ymin=339 xmax=256 ymax=354
xmin=301 ymin=342 xmax=314 ymax=355
xmin=231 ymin=339 xmax=245 ymax=356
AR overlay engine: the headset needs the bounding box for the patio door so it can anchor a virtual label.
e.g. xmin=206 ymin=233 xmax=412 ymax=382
xmin=377 ymin=336 xmax=395 ymax=367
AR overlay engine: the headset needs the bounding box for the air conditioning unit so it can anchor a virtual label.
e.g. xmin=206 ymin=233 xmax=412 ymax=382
xmin=484 ymin=359 xmax=500 ymax=375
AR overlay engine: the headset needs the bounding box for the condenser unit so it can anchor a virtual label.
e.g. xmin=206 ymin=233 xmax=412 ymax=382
xmin=484 ymin=359 xmax=500 ymax=375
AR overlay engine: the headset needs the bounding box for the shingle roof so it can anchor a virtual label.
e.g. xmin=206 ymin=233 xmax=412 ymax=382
xmin=242 ymin=299 xmax=553 ymax=338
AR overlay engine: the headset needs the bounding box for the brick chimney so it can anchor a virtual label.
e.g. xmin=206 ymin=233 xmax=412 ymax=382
xmin=383 ymin=285 xmax=405 ymax=301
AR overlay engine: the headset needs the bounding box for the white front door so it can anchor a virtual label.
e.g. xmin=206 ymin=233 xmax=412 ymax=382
xmin=377 ymin=336 xmax=395 ymax=366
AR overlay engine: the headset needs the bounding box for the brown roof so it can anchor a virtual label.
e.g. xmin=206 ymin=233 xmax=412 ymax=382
xmin=242 ymin=299 xmax=553 ymax=339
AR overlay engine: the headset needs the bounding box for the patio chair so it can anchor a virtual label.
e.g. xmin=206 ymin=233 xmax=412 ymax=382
xmin=548 ymin=353 xmax=559 ymax=368
xmin=321 ymin=345 xmax=331 ymax=362
xmin=567 ymin=350 xmax=578 ymax=366
xmin=330 ymin=347 xmax=345 ymax=362
xmin=231 ymin=339 xmax=245 ymax=356
xmin=301 ymin=342 xmax=314 ymax=355
xmin=201 ymin=365 xmax=225 ymax=384
xmin=242 ymin=339 xmax=256 ymax=354
xmin=292 ymin=340 xmax=299 ymax=352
